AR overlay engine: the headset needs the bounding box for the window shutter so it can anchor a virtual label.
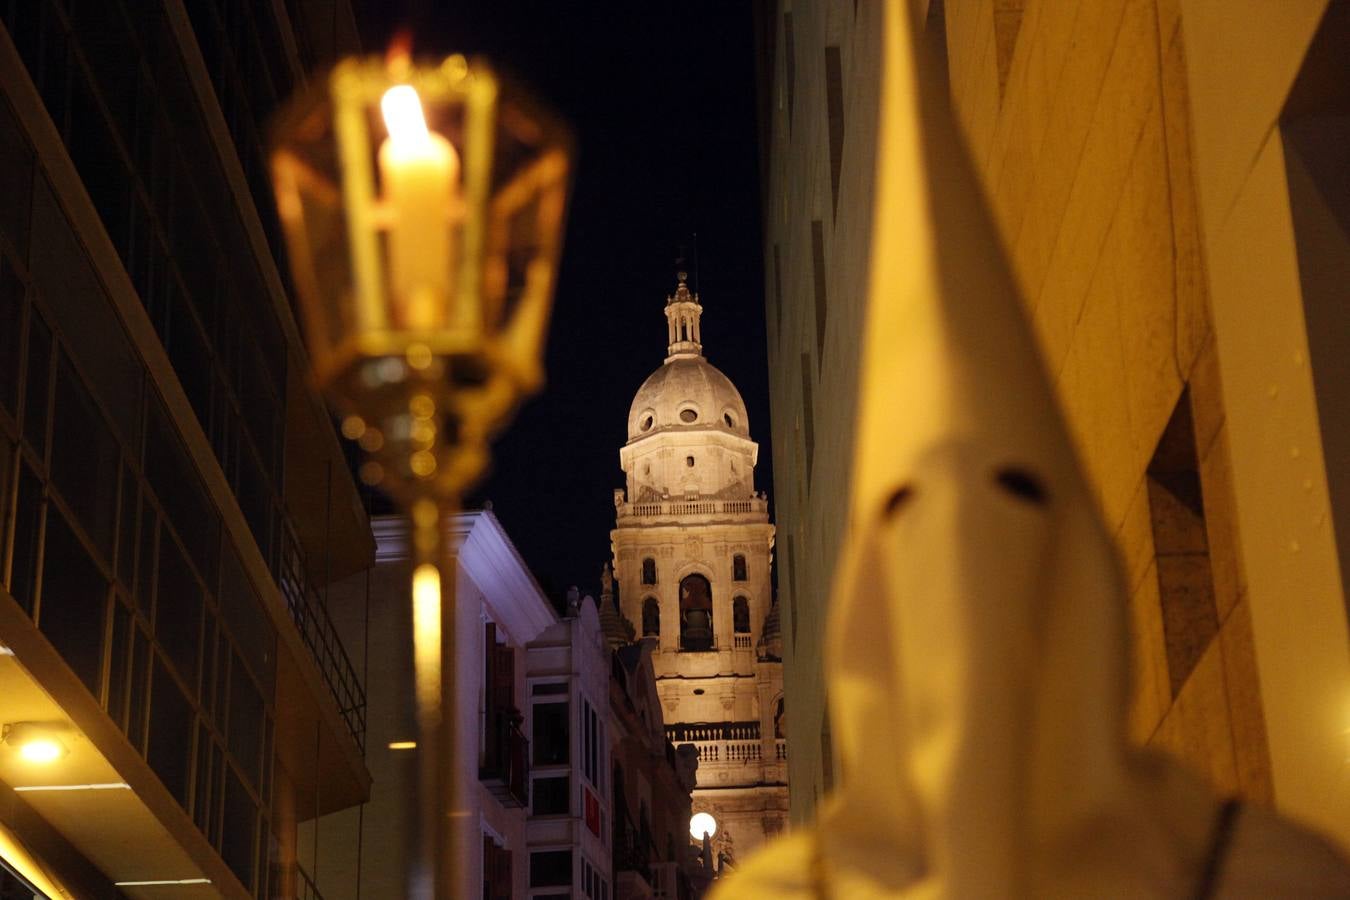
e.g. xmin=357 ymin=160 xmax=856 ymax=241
xmin=493 ymin=846 xmax=513 ymax=900
xmin=491 ymin=643 xmax=515 ymax=712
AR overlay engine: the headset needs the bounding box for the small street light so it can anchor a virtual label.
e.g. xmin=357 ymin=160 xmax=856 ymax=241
xmin=270 ymin=48 xmax=572 ymax=898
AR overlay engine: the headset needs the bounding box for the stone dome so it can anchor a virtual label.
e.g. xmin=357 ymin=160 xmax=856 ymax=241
xmin=627 ymin=357 xmax=750 ymax=442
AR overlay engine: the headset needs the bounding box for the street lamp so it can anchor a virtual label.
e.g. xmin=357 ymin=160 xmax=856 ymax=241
xmin=690 ymin=811 xmax=718 ymax=841
xmin=270 ymin=50 xmax=572 ymax=898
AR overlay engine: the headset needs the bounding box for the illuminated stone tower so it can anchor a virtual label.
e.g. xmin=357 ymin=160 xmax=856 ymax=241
xmin=610 ymin=272 xmax=788 ymax=860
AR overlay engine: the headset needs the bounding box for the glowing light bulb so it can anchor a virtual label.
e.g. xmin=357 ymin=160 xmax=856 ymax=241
xmin=18 ymin=737 xmax=65 ymax=765
xmin=690 ymin=811 xmax=717 ymax=840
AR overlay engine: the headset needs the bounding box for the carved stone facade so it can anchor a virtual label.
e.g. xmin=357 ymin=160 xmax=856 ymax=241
xmin=611 ymin=274 xmax=789 ymax=859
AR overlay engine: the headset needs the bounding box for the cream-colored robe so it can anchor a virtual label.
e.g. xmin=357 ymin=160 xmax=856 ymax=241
xmin=713 ymin=1 xmax=1350 ymax=896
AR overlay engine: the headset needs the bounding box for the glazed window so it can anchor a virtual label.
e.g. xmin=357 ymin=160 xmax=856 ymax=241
xmin=733 ymin=596 xmax=750 ymax=633
xmin=533 ymin=702 xmax=569 ymax=765
xmin=679 ymin=408 xmax=698 ymax=423
xmin=533 ymin=775 xmax=569 ymax=815
xmin=641 ymin=557 xmax=657 ymax=585
xmin=733 ymin=554 xmax=747 ymax=581
xmin=679 ymin=574 xmax=715 ymax=652
xmin=642 ymin=597 xmax=660 ymax=637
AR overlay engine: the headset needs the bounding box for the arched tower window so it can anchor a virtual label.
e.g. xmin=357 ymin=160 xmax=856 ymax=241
xmin=642 ymin=597 xmax=660 ymax=637
xmin=733 ymin=596 xmax=750 ymax=633
xmin=641 ymin=557 xmax=657 ymax=585
xmin=679 ymin=574 xmax=714 ymax=651
xmin=733 ymin=553 xmax=748 ymax=581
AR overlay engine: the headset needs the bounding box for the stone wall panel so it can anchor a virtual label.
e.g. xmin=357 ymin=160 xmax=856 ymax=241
xmin=1150 ymin=639 xmax=1240 ymax=794
xmin=1128 ymin=561 xmax=1172 ymax=742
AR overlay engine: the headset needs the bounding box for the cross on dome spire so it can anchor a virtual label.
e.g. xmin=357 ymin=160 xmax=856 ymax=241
xmin=665 ymin=270 xmax=703 ymax=360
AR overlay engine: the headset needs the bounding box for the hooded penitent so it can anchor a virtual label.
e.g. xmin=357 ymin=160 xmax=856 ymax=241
xmin=713 ymin=1 xmax=1350 ymax=897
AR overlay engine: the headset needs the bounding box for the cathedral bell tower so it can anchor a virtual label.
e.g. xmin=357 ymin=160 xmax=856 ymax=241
xmin=609 ymin=272 xmax=789 ymax=858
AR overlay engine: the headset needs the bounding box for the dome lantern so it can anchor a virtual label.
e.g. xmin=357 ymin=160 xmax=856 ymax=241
xmin=665 ymin=270 xmax=703 ymax=360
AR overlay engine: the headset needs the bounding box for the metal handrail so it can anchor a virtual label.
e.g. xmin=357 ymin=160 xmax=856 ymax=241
xmin=297 ymin=863 xmax=324 ymax=900
xmin=278 ymin=522 xmax=367 ymax=751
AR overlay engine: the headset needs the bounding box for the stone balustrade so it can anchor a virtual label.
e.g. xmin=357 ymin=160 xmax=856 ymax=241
xmin=688 ymin=739 xmax=766 ymax=765
xmin=668 ymin=721 xmax=760 ymax=743
xmin=617 ymin=496 xmax=769 ymax=521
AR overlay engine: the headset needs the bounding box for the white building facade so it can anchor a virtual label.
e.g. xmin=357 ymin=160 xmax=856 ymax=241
xmin=305 ymin=511 xmax=556 ymax=899
xmin=525 ymin=592 xmax=614 ymax=900
xmin=611 ymin=275 xmax=789 ymax=861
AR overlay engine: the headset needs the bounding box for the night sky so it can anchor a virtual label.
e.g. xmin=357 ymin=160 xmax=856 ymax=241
xmin=357 ymin=3 xmax=773 ymax=600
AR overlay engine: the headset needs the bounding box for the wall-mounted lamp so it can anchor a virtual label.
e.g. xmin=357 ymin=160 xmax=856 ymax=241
xmin=3 ymin=723 xmax=71 ymax=765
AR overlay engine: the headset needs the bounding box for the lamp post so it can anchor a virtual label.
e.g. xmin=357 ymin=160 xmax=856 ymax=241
xmin=269 ymin=50 xmax=572 ymax=898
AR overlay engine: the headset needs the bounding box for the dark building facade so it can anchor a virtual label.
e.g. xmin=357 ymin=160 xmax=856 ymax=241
xmin=607 ymin=641 xmax=705 ymax=900
xmin=0 ymin=2 xmax=371 ymax=896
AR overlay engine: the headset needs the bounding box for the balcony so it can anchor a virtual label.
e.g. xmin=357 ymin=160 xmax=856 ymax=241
xmin=667 ymin=721 xmax=760 ymax=743
xmin=667 ymin=722 xmax=774 ymax=785
xmin=278 ymin=521 xmax=367 ymax=750
xmin=614 ymin=817 xmax=654 ymax=886
xmin=616 ymin=496 xmax=769 ymax=523
xmin=481 ymin=709 xmax=530 ymax=807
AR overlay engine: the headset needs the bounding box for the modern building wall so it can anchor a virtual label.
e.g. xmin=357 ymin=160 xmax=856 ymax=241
xmin=759 ymin=0 xmax=1350 ymax=848
xmin=754 ymin=0 xmax=884 ymax=825
xmin=0 ymin=1 xmax=372 ymax=896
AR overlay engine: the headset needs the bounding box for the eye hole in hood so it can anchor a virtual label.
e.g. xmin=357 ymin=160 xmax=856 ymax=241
xmin=995 ymin=468 xmax=1048 ymax=506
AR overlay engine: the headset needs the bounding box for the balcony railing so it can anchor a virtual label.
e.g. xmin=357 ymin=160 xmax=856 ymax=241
xmin=297 ymin=863 xmax=324 ymax=900
xmin=278 ymin=522 xmax=367 ymax=751
xmin=667 ymin=721 xmax=759 ymax=743
xmin=616 ymin=497 xmax=769 ymax=521
xmin=687 ymin=739 xmax=765 ymax=764
xmin=668 ymin=722 xmax=767 ymax=769
xmin=480 ymin=709 xmax=529 ymax=807
xmin=614 ymin=817 xmax=653 ymax=885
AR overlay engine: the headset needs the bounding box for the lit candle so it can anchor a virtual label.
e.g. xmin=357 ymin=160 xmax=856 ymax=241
xmin=379 ymin=84 xmax=458 ymax=329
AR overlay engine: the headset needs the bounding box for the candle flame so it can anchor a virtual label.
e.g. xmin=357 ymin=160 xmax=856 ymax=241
xmin=382 ymin=85 xmax=431 ymax=145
